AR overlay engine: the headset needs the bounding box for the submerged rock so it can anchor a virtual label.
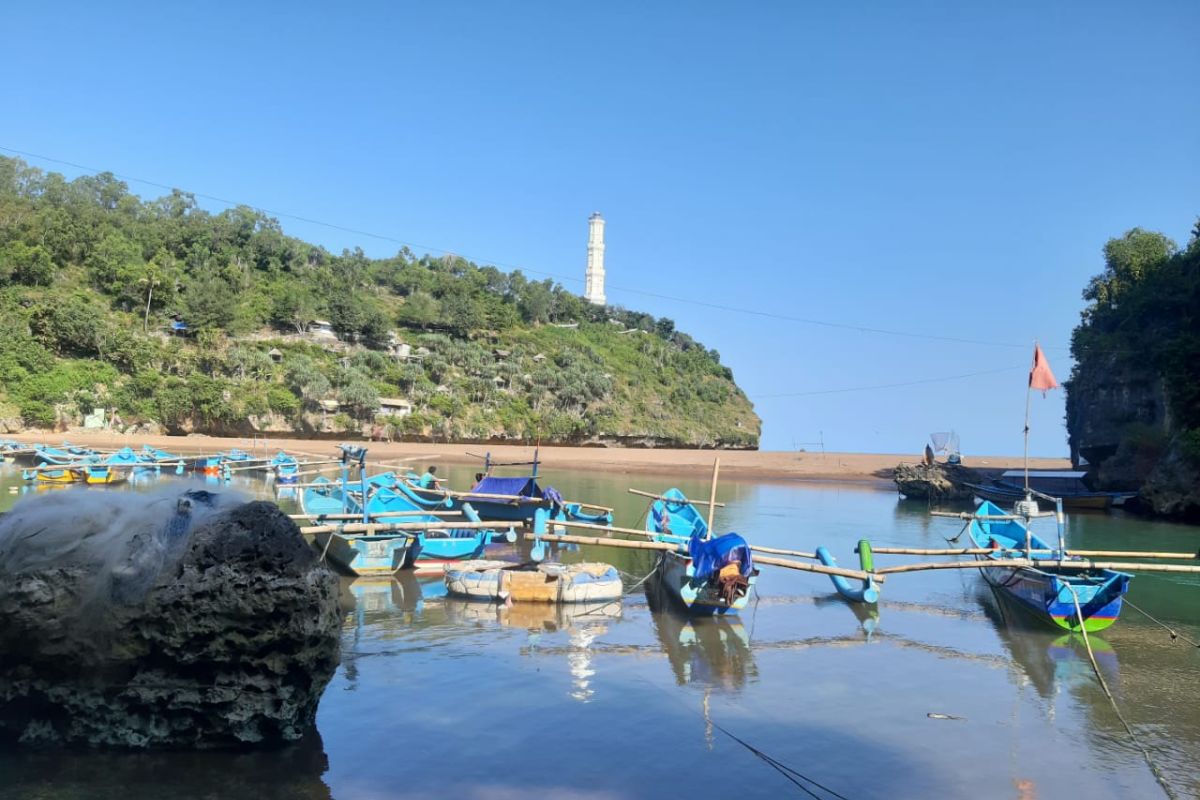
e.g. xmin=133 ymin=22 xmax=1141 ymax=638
xmin=0 ymin=488 xmax=340 ymax=748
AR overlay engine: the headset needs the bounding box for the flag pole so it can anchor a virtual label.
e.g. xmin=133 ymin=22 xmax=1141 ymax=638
xmin=1023 ymin=340 xmax=1036 ymax=494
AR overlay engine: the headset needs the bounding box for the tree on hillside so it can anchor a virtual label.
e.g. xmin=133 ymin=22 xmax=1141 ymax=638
xmin=182 ymin=273 xmax=238 ymax=331
xmin=1083 ymin=228 xmax=1177 ymax=308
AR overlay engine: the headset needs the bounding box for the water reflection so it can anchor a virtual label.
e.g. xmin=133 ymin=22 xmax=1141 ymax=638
xmin=0 ymin=732 xmax=332 ymax=800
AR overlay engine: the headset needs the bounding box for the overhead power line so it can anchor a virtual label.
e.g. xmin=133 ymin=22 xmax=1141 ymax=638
xmin=0 ymin=144 xmax=1070 ymax=352
xmin=751 ymin=365 xmax=1024 ymax=399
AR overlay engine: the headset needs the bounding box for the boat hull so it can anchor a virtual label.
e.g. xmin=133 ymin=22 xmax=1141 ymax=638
xmin=969 ymin=501 xmax=1130 ymax=632
xmin=975 ymin=560 xmax=1125 ymax=632
xmin=311 ymin=533 xmax=412 ymax=577
xmin=654 ymin=550 xmax=753 ymax=617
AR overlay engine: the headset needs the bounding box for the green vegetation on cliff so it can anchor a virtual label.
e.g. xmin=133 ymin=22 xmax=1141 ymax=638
xmin=1068 ymin=222 xmax=1200 ymax=518
xmin=1070 ymin=224 xmax=1200 ymax=453
xmin=0 ymin=157 xmax=759 ymax=446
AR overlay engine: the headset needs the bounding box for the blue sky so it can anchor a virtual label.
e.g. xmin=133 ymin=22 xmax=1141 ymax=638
xmin=5 ymin=1 xmax=1197 ymax=454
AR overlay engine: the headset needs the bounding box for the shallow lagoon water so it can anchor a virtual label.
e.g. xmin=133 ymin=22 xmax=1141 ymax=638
xmin=1 ymin=461 xmax=1198 ymax=799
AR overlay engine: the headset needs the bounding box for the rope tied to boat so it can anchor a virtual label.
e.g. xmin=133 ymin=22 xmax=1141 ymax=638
xmin=1065 ymin=585 xmax=1179 ymax=800
xmin=1122 ymin=598 xmax=1200 ymax=649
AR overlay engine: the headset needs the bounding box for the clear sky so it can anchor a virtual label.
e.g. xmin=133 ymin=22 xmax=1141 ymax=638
xmin=5 ymin=1 xmax=1197 ymax=455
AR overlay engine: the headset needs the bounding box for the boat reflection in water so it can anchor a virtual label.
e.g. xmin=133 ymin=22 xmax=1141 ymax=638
xmin=976 ymin=584 xmax=1119 ymax=702
xmin=647 ymin=572 xmax=758 ymax=692
xmin=339 ymin=574 xmax=622 ymax=702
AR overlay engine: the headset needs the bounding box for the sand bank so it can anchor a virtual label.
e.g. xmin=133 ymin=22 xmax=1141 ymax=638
xmin=5 ymin=432 xmax=1069 ymax=485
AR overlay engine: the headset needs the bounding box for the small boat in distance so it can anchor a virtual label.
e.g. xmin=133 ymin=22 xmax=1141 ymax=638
xmin=964 ymin=470 xmax=1134 ymax=510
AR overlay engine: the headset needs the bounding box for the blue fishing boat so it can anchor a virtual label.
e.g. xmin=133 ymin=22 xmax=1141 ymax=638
xmin=81 ymin=447 xmax=145 ymax=484
xmin=33 ymin=444 xmax=95 ymax=466
xmin=401 ymin=450 xmax=613 ymax=527
xmin=300 ymin=447 xmax=511 ymax=575
xmin=302 ymin=475 xmax=408 ymax=576
xmin=967 ymin=501 xmax=1131 ymax=632
xmin=139 ymin=445 xmax=186 ymax=476
xmin=269 ymin=451 xmax=300 ymax=484
xmin=641 ymin=489 xmax=757 ymax=616
xmin=364 ymin=480 xmax=515 ymax=572
xmin=962 ymin=471 xmax=1133 ymax=511
xmin=302 ymin=475 xmax=364 ymax=517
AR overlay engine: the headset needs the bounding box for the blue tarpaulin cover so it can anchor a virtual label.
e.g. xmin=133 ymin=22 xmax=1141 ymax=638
xmin=470 ymin=476 xmax=539 ymax=498
xmin=688 ymin=532 xmax=754 ymax=581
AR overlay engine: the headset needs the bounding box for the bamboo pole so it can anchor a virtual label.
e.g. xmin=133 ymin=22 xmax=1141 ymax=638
xmin=401 ymin=480 xmax=615 ymax=512
xmin=284 ymin=481 xmax=366 ymax=490
xmin=225 ymin=458 xmax=343 ymax=474
xmin=872 ymin=546 xmax=1200 ymax=560
xmin=289 ymin=510 xmax=468 ymax=521
xmin=524 ymin=532 xmax=675 ymax=552
xmin=705 ymin=458 xmax=720 ymax=534
xmin=931 ymin=511 xmax=1054 ymax=520
xmin=627 ymin=488 xmax=725 ymax=508
xmin=874 ymin=559 xmax=1200 ymax=576
xmin=752 ymin=554 xmax=883 ymax=583
xmin=300 ymin=520 xmax=503 ymax=535
xmin=540 ymin=520 xmax=652 ymax=537
xmin=749 ymin=544 xmax=819 ymax=560
xmin=524 ymin=533 xmax=880 ymax=583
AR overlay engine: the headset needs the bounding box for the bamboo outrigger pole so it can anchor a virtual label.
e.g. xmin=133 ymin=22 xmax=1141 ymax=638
xmin=299 ymin=520 xmax=503 ymax=535
xmin=627 ymin=488 xmax=726 ymax=508
xmin=289 ymin=510 xmax=468 ymax=521
xmin=522 ymin=532 xmax=880 ymax=583
xmin=874 ymin=559 xmax=1200 ymax=576
xmin=872 ymin=546 xmax=1200 ymax=560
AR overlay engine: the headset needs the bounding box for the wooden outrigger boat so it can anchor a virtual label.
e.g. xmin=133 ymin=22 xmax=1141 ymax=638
xmin=299 ymin=446 xmax=514 ymax=576
xmin=643 ymin=488 xmax=757 ymax=616
xmin=270 ymin=451 xmax=300 ymax=484
xmin=963 ymin=471 xmax=1133 ymax=511
xmin=444 ymin=559 xmax=623 ymax=603
xmin=397 ymin=449 xmax=614 ymax=526
xmin=967 ymin=501 xmax=1131 ymax=632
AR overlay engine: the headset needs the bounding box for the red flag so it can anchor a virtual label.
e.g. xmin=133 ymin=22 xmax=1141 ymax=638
xmin=1028 ymin=344 xmax=1058 ymax=395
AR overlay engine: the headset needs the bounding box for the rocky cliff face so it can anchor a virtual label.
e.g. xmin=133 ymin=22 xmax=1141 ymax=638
xmin=1066 ymin=357 xmax=1198 ymax=520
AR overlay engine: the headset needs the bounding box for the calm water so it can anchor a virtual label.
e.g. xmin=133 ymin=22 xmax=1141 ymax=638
xmin=1 ymin=460 xmax=1198 ymax=799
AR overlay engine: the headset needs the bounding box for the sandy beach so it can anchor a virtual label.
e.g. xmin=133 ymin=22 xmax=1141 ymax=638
xmin=5 ymin=431 xmax=1069 ymax=485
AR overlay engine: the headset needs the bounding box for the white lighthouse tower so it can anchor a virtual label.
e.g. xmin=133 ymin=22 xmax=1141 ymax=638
xmin=584 ymin=212 xmax=606 ymax=305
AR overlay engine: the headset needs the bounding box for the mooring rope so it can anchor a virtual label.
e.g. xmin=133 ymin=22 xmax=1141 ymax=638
xmin=708 ymin=718 xmax=852 ymax=800
xmin=1065 ymin=586 xmax=1178 ymax=800
xmin=1122 ymin=598 xmax=1200 ymax=648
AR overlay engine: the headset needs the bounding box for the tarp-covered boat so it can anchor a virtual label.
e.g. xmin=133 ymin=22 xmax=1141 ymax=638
xmin=644 ymin=488 xmax=757 ymax=616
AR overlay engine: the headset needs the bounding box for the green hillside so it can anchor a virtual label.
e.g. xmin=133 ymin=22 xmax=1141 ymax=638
xmin=0 ymin=156 xmax=759 ymax=447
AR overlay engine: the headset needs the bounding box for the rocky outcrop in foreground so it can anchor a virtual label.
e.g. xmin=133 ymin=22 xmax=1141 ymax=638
xmin=0 ymin=487 xmax=341 ymax=748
